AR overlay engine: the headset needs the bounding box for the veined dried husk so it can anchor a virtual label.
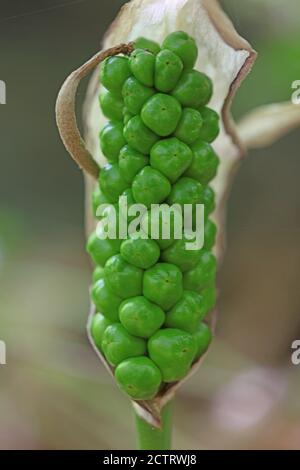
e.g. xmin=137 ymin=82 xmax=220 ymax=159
xmin=57 ymin=0 xmax=300 ymax=427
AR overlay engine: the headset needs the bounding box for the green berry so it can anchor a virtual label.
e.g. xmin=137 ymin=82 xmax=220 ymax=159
xmin=120 ymin=235 xmax=160 ymax=269
xmin=150 ymin=137 xmax=193 ymax=183
xmin=165 ymin=290 xmax=206 ymax=333
xmin=183 ymin=250 xmax=217 ymax=292
xmin=143 ymin=262 xmax=183 ymax=310
xmin=148 ymin=328 xmax=196 ymax=382
xmin=201 ymin=286 xmax=217 ymax=313
xmin=91 ymin=313 xmax=113 ymax=351
xmin=203 ymin=186 xmax=215 ymax=217
xmin=193 ymin=322 xmax=212 ymax=361
xmin=122 ymin=77 xmax=155 ymax=115
xmin=162 ymin=31 xmax=198 ymax=69
xmin=134 ymin=37 xmax=161 ymax=55
xmin=92 ymin=186 xmax=110 ymax=218
xmin=104 ymin=254 xmax=143 ymax=299
xmin=100 ymin=56 xmax=131 ymax=95
xmin=92 ymin=266 xmax=104 ymax=283
xmin=154 ymin=49 xmax=183 ymax=93
xmin=123 ymin=107 xmax=134 ymax=125
xmin=119 ymin=296 xmax=165 ymax=338
xmin=204 ymin=219 xmax=217 ymax=250
xmin=99 ymin=163 xmax=129 ymax=203
xmin=167 ymin=176 xmax=203 ymax=208
xmin=99 ymin=88 xmax=124 ymax=121
xmin=186 ymin=140 xmax=219 ymax=184
xmin=174 ymin=107 xmax=203 ymax=145
xmin=92 ymin=278 xmax=121 ymax=322
xmin=132 ymin=166 xmax=171 ymax=208
xmin=100 ymin=122 xmax=126 ymax=162
xmin=115 ymin=356 xmax=162 ymax=400
xmin=141 ymin=93 xmax=182 ymax=137
xmin=86 ymin=229 xmax=121 ymax=266
xmin=172 ymin=70 xmax=212 ymax=108
xmin=162 ymin=236 xmax=202 ymax=272
xmin=124 ymin=115 xmax=159 ymax=154
xmin=198 ymin=106 xmax=220 ymax=143
xmin=102 ymin=323 xmax=146 ymax=366
xmin=129 ymin=49 xmax=155 ymax=87
xmin=140 ymin=207 xmax=181 ymax=249
xmin=119 ymin=145 xmax=149 ymax=184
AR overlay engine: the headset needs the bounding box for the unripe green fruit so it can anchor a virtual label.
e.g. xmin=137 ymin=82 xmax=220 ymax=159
xmin=122 ymin=77 xmax=155 ymax=115
xmin=86 ymin=229 xmax=121 ymax=267
xmin=119 ymin=145 xmax=149 ymax=184
xmin=161 ymin=236 xmax=202 ymax=272
xmin=123 ymin=107 xmax=134 ymax=125
xmin=100 ymin=56 xmax=131 ymax=95
xmin=99 ymin=163 xmax=129 ymax=203
xmin=148 ymin=328 xmax=196 ymax=382
xmin=154 ymin=49 xmax=183 ymax=93
xmin=115 ymin=356 xmax=162 ymax=400
xmin=119 ymin=296 xmax=165 ymax=338
xmin=132 ymin=166 xmax=171 ymax=208
xmin=203 ymin=186 xmax=215 ymax=217
xmin=150 ymin=137 xmax=193 ymax=183
xmin=193 ymin=322 xmax=212 ymax=361
xmin=120 ymin=236 xmax=160 ymax=269
xmin=172 ymin=70 xmax=212 ymax=108
xmin=134 ymin=37 xmax=161 ymax=55
xmin=141 ymin=93 xmax=182 ymax=137
xmin=124 ymin=115 xmax=159 ymax=154
xmin=102 ymin=323 xmax=146 ymax=366
xmin=140 ymin=207 xmax=180 ymax=249
xmin=165 ymin=290 xmax=206 ymax=333
xmin=92 ymin=186 xmax=110 ymax=218
xmin=186 ymin=139 xmax=219 ymax=184
xmin=143 ymin=262 xmax=183 ymax=310
xmin=183 ymin=250 xmax=217 ymax=292
xmin=99 ymin=88 xmax=124 ymax=121
xmin=92 ymin=279 xmax=121 ymax=322
xmin=92 ymin=266 xmax=104 ymax=283
xmin=100 ymin=121 xmax=126 ymax=162
xmin=129 ymin=49 xmax=155 ymax=87
xmin=204 ymin=219 xmax=217 ymax=250
xmin=167 ymin=176 xmax=203 ymax=207
xmin=162 ymin=31 xmax=198 ymax=69
xmin=91 ymin=313 xmax=113 ymax=351
xmin=201 ymin=286 xmax=217 ymax=313
xmin=174 ymin=107 xmax=203 ymax=145
xmin=198 ymin=106 xmax=220 ymax=143
xmin=104 ymin=254 xmax=143 ymax=299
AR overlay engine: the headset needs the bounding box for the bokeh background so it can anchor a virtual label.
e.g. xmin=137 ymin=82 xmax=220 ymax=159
xmin=0 ymin=0 xmax=300 ymax=449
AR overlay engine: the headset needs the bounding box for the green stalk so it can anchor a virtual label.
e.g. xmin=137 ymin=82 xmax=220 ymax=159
xmin=134 ymin=401 xmax=173 ymax=450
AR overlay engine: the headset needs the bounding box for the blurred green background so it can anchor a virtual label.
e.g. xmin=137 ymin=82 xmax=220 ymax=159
xmin=0 ymin=0 xmax=300 ymax=449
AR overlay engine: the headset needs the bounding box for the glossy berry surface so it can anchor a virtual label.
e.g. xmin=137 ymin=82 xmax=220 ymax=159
xmin=104 ymin=254 xmax=143 ymax=299
xmin=115 ymin=356 xmax=162 ymax=400
xmin=120 ymin=236 xmax=160 ymax=269
xmin=141 ymin=207 xmax=181 ymax=250
xmin=143 ymin=262 xmax=183 ymax=310
xmin=99 ymin=163 xmax=129 ymax=203
xmin=119 ymin=296 xmax=165 ymax=338
xmin=183 ymin=250 xmax=217 ymax=292
xmin=86 ymin=230 xmax=121 ymax=267
xmin=198 ymin=106 xmax=220 ymax=143
xmin=102 ymin=323 xmax=146 ymax=366
xmin=150 ymin=137 xmax=193 ymax=183
xmin=167 ymin=176 xmax=203 ymax=207
xmin=100 ymin=56 xmax=131 ymax=95
xmin=165 ymin=290 xmax=206 ymax=333
xmin=204 ymin=219 xmax=217 ymax=250
xmin=202 ymin=186 xmax=215 ymax=217
xmin=99 ymin=88 xmax=124 ymax=121
xmin=174 ymin=107 xmax=203 ymax=145
xmin=193 ymin=322 xmax=212 ymax=361
xmin=122 ymin=76 xmax=154 ymax=114
xmin=100 ymin=121 xmax=126 ymax=162
xmin=123 ymin=115 xmax=159 ymax=154
xmin=132 ymin=166 xmax=171 ymax=208
xmin=119 ymin=145 xmax=149 ymax=184
xmin=186 ymin=139 xmax=219 ymax=184
xmin=141 ymin=93 xmax=182 ymax=137
xmin=154 ymin=49 xmax=183 ymax=93
xmin=129 ymin=49 xmax=155 ymax=87
xmin=172 ymin=70 xmax=212 ymax=108
xmin=162 ymin=31 xmax=198 ymax=69
xmin=92 ymin=278 xmax=122 ymax=322
xmin=134 ymin=37 xmax=161 ymax=55
xmin=161 ymin=236 xmax=202 ymax=272
xmin=148 ymin=328 xmax=196 ymax=382
xmin=91 ymin=312 xmax=113 ymax=351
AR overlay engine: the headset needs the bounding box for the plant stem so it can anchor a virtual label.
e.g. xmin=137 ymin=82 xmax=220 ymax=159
xmin=134 ymin=401 xmax=173 ymax=450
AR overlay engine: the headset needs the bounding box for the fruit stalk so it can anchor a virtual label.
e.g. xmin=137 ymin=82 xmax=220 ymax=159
xmin=134 ymin=401 xmax=173 ymax=450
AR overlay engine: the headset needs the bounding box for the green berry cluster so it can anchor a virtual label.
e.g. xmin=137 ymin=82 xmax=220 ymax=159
xmin=88 ymin=32 xmax=220 ymax=401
